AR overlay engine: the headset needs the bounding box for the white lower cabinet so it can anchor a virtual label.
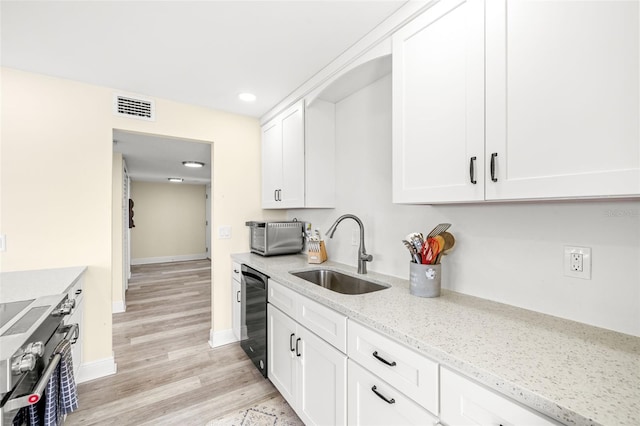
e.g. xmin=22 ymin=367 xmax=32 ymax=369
xmin=267 ymin=280 xmax=559 ymax=425
xmin=440 ymin=367 xmax=560 ymax=426
xmin=231 ymin=262 xmax=241 ymax=341
xmin=348 ymin=360 xmax=438 ymax=426
xmin=348 ymin=320 xmax=439 ymax=414
xmin=268 ymin=303 xmax=347 ymax=425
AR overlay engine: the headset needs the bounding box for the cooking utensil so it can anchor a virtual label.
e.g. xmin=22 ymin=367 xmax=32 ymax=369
xmin=421 ymin=240 xmax=433 ymax=264
xmin=427 ymin=223 xmax=451 ymax=238
xmin=402 ymin=240 xmax=421 ymax=263
xmin=427 ymin=237 xmax=441 ymax=264
xmin=441 ymin=231 xmax=456 ymax=254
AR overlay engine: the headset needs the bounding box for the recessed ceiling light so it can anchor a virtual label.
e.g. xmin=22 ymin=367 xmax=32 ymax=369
xmin=238 ymin=92 xmax=256 ymax=102
xmin=182 ymin=161 xmax=205 ymax=168
xmin=168 ymin=178 xmax=184 ymax=183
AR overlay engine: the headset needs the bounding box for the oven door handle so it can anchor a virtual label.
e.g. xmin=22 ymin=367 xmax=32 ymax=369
xmin=4 ymin=323 xmax=78 ymax=412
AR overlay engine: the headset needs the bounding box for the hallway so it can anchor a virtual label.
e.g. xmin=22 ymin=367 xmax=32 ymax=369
xmin=66 ymin=260 xmax=280 ymax=425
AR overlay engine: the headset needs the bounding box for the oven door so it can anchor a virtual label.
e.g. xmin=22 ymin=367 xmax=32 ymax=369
xmin=1 ymin=323 xmax=78 ymax=426
xmin=240 ymin=265 xmax=268 ymax=377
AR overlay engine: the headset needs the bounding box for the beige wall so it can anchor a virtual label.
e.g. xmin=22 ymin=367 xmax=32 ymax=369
xmin=0 ymin=67 xmax=271 ymax=364
xmin=112 ymin=152 xmax=124 ymax=307
xmin=130 ymin=181 xmax=206 ymax=260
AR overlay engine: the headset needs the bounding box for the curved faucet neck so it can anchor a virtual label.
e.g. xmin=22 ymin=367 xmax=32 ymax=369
xmin=326 ymin=214 xmax=372 ymax=274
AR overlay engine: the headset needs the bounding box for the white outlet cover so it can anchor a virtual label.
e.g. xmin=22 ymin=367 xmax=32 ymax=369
xmin=564 ymin=246 xmax=591 ymax=279
xmin=0 ymin=234 xmax=5 ymax=252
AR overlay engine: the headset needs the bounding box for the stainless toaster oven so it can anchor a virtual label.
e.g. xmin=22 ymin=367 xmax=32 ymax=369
xmin=245 ymin=221 xmax=304 ymax=256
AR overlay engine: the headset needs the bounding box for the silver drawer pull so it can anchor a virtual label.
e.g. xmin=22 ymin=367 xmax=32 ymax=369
xmin=371 ymin=385 xmax=395 ymax=404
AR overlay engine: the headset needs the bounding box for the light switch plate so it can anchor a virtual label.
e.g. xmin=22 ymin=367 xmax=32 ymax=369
xmin=218 ymin=226 xmax=232 ymax=239
xmin=564 ymin=246 xmax=591 ymax=279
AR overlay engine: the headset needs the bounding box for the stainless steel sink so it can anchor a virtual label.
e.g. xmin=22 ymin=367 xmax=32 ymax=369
xmin=290 ymin=269 xmax=389 ymax=295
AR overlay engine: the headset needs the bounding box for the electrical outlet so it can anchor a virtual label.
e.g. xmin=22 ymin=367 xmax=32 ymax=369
xmin=351 ymin=227 xmax=358 ymax=246
xmin=564 ymin=246 xmax=591 ymax=279
xmin=0 ymin=234 xmax=5 ymax=252
xmin=570 ymin=253 xmax=583 ymax=272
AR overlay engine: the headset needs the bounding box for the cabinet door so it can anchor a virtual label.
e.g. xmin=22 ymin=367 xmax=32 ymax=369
xmin=297 ymin=325 xmax=347 ymax=426
xmin=261 ymin=119 xmax=283 ymax=208
xmin=440 ymin=367 xmax=559 ymax=426
xmin=232 ymin=278 xmax=241 ymax=341
xmin=267 ymin=304 xmax=297 ymax=404
xmin=280 ymin=100 xmax=306 ymax=208
xmin=392 ymin=0 xmax=485 ymax=203
xmin=485 ymin=0 xmax=640 ymax=200
xmin=348 ymin=360 xmax=438 ymax=426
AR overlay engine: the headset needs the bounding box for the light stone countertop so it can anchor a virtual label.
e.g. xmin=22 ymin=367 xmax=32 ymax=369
xmin=0 ymin=266 xmax=87 ymax=303
xmin=232 ymin=253 xmax=640 ymax=426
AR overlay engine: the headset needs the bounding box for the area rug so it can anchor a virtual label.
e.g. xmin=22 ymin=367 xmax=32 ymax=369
xmin=206 ymin=395 xmax=304 ymax=426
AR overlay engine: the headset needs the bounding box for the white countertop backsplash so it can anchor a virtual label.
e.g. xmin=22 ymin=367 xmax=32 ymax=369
xmin=0 ymin=266 xmax=87 ymax=303
xmin=233 ymin=252 xmax=640 ymax=426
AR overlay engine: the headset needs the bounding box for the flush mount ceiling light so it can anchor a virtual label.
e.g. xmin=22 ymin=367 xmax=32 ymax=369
xmin=182 ymin=161 xmax=205 ymax=168
xmin=238 ymin=92 xmax=256 ymax=102
xmin=168 ymin=178 xmax=184 ymax=183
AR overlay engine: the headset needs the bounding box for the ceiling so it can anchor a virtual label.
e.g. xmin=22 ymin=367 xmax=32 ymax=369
xmin=1 ymin=0 xmax=407 ymax=118
xmin=113 ymin=130 xmax=211 ymax=185
xmin=2 ymin=1 xmax=407 ymax=183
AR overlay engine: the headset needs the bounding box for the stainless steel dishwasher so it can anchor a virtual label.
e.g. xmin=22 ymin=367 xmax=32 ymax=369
xmin=240 ymin=264 xmax=268 ymax=377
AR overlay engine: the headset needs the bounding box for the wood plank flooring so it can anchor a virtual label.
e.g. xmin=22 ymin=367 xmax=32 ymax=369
xmin=66 ymin=260 xmax=281 ymax=426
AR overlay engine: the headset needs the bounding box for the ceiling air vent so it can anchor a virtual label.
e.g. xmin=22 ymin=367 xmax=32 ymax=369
xmin=113 ymin=94 xmax=155 ymax=121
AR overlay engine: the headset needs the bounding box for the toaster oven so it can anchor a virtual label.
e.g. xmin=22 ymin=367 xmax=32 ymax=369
xmin=245 ymin=221 xmax=304 ymax=256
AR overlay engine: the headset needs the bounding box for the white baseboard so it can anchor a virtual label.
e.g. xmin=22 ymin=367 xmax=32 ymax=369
xmin=208 ymin=328 xmax=238 ymax=348
xmin=112 ymin=300 xmax=126 ymax=313
xmin=131 ymin=253 xmax=207 ymax=265
xmin=76 ymin=353 xmax=117 ymax=384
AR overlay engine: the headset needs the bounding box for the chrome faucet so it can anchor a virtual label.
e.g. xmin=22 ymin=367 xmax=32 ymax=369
xmin=326 ymin=214 xmax=373 ymax=274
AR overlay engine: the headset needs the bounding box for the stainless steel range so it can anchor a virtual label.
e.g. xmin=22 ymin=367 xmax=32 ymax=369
xmin=0 ymin=293 xmax=78 ymax=425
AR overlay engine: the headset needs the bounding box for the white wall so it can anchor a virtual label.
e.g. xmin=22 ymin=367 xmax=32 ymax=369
xmin=289 ymin=74 xmax=640 ymax=336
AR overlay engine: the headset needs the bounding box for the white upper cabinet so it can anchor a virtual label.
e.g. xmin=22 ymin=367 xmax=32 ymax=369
xmin=262 ymin=100 xmax=305 ymax=208
xmin=261 ymin=99 xmax=335 ymax=209
xmin=392 ymin=0 xmax=485 ymax=203
xmin=485 ymin=0 xmax=639 ymax=200
xmin=393 ymin=0 xmax=639 ymax=203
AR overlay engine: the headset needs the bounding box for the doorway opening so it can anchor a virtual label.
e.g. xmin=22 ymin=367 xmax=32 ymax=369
xmin=112 ymin=129 xmax=212 ymax=311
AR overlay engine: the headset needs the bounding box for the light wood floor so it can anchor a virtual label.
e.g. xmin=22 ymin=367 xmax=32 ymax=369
xmin=66 ymin=259 xmax=280 ymax=426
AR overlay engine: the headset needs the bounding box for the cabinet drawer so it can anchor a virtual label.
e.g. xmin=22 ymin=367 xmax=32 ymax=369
xmin=348 ymin=360 xmax=438 ymax=425
xmin=347 ymin=320 xmax=438 ymax=413
xmin=297 ymin=294 xmax=347 ymax=353
xmin=231 ymin=262 xmax=241 ymax=282
xmin=268 ymin=279 xmax=297 ymax=318
xmin=440 ymin=367 xmax=559 ymax=426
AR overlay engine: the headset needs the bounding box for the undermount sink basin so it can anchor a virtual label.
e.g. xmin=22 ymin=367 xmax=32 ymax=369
xmin=290 ymin=269 xmax=389 ymax=295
